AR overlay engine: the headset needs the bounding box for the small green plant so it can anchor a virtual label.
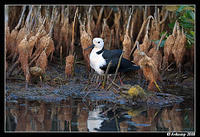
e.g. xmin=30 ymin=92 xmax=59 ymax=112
xmin=167 ymin=5 xmax=195 ymax=48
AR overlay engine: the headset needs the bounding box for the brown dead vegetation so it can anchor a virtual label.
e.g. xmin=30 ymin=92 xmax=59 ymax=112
xmin=162 ymin=21 xmax=177 ymax=69
xmin=151 ymin=32 xmax=167 ymax=71
xmin=6 ymin=6 xmax=192 ymax=90
xmin=172 ymin=22 xmax=186 ymax=73
xmin=122 ymin=7 xmax=133 ymax=60
xmin=78 ymin=14 xmax=92 ymax=72
xmin=65 ymin=55 xmax=75 ymax=78
xmin=135 ymin=41 xmax=162 ymax=92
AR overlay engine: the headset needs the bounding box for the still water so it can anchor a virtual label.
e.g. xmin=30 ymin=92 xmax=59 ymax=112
xmin=6 ymin=96 xmax=194 ymax=132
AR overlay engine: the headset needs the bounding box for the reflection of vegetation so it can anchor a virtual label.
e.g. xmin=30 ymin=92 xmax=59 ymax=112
xmin=127 ymin=106 xmax=147 ymax=117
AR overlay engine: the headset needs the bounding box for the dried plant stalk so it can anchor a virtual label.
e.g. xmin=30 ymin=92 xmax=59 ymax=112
xmin=150 ymin=7 xmax=168 ymax=41
xmin=130 ymin=15 xmax=154 ymax=58
xmin=94 ymin=6 xmax=104 ymax=37
xmin=130 ymin=8 xmax=138 ymax=39
xmin=114 ymin=8 xmax=121 ymax=48
xmin=65 ymin=55 xmax=75 ymax=78
xmin=70 ymin=7 xmax=79 ymax=54
xmin=60 ymin=7 xmax=69 ymax=56
xmin=101 ymin=18 xmax=111 ymax=50
xmin=53 ymin=11 xmax=61 ymax=48
xmin=87 ymin=6 xmax=93 ymax=37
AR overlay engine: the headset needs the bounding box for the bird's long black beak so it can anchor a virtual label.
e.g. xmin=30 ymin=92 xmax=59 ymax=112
xmin=84 ymin=44 xmax=95 ymax=50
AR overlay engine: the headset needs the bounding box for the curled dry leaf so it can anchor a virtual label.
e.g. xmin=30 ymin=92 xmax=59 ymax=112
xmin=162 ymin=21 xmax=177 ymax=69
xmin=36 ymin=50 xmax=48 ymax=73
xmin=9 ymin=29 xmax=18 ymax=55
xmin=17 ymin=36 xmax=30 ymax=87
xmin=150 ymin=32 xmax=167 ymax=71
xmin=151 ymin=50 xmax=162 ymax=71
xmin=172 ymin=25 xmax=186 ymax=73
xmin=80 ymin=29 xmax=92 ymax=71
xmin=65 ymin=55 xmax=75 ymax=78
xmin=122 ymin=34 xmax=131 ymax=60
xmin=138 ymin=52 xmax=162 ymax=92
xmin=27 ymin=32 xmax=41 ymax=58
xmin=44 ymin=37 xmax=55 ymax=58
xmin=30 ymin=66 xmax=43 ymax=77
xmin=140 ymin=33 xmax=152 ymax=53
xmin=32 ymin=35 xmax=50 ymax=59
xmin=79 ymin=15 xmax=92 ymax=71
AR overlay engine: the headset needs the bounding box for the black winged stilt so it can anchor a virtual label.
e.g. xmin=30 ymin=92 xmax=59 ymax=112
xmin=85 ymin=38 xmax=140 ymax=85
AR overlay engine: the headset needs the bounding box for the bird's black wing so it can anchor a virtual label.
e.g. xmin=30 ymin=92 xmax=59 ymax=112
xmin=100 ymin=49 xmax=140 ymax=73
xmin=102 ymin=49 xmax=122 ymax=62
xmin=100 ymin=49 xmax=122 ymax=73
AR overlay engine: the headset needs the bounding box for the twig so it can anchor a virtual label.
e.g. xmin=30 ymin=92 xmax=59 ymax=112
xmin=156 ymin=31 xmax=167 ymax=51
xmin=102 ymin=61 xmax=112 ymax=88
xmin=159 ymin=10 xmax=169 ymax=25
xmin=15 ymin=6 xmax=26 ymax=30
xmin=105 ymin=8 xmax=113 ymax=21
xmin=7 ymin=59 xmax=20 ymax=77
xmin=107 ymin=52 xmax=123 ymax=90
xmin=129 ymin=15 xmax=154 ymax=57
xmin=87 ymin=6 xmax=92 ymax=37
xmin=113 ymin=52 xmax=123 ymax=81
xmin=164 ymin=62 xmax=174 ymax=71
xmin=114 ymin=111 xmax=120 ymax=131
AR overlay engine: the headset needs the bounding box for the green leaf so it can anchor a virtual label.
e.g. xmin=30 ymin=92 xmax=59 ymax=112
xmin=180 ymin=22 xmax=193 ymax=29
xmin=190 ymin=31 xmax=194 ymax=36
xmin=168 ymin=22 xmax=175 ymax=29
xmin=177 ymin=5 xmax=185 ymax=12
xmin=185 ymin=33 xmax=194 ymax=40
xmin=188 ymin=11 xmax=195 ymax=20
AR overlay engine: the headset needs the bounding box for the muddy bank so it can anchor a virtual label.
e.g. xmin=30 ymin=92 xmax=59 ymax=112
xmin=6 ymin=62 xmax=194 ymax=108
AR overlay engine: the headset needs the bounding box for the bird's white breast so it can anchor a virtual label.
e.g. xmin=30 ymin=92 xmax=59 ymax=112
xmin=89 ymin=48 xmax=106 ymax=75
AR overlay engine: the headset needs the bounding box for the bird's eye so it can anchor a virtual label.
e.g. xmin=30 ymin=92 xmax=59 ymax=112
xmin=98 ymin=41 xmax=100 ymax=43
